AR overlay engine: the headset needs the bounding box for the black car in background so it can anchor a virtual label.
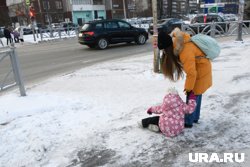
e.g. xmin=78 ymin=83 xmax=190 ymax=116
xmin=78 ymin=19 xmax=148 ymax=49
xmin=189 ymin=13 xmax=228 ymax=34
xmin=148 ymin=18 xmax=184 ymax=35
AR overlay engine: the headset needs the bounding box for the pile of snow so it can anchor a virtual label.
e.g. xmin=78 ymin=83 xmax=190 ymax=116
xmin=1 ymin=38 xmax=250 ymax=166
xmin=0 ymin=31 xmax=76 ymax=47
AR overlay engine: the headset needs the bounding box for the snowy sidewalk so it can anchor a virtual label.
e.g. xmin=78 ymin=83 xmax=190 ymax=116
xmin=1 ymin=37 xmax=250 ymax=167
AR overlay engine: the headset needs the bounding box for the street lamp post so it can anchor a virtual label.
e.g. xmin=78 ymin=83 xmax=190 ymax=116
xmin=25 ymin=0 xmax=36 ymax=41
xmin=45 ymin=0 xmax=52 ymax=37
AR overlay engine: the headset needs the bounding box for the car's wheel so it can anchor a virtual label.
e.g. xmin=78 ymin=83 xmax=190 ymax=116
xmin=136 ymin=34 xmax=146 ymax=45
xmin=97 ymin=38 xmax=108 ymax=49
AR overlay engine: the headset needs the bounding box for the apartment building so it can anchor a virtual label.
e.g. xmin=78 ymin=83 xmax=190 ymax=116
xmin=6 ymin=0 xmax=65 ymax=26
xmin=31 ymin=0 xmax=64 ymax=25
xmin=6 ymin=0 xmax=29 ymax=26
xmin=62 ymin=0 xmax=73 ymax=22
xmin=71 ymin=0 xmax=106 ymax=25
xmin=163 ymin=0 xmax=198 ymax=18
xmin=105 ymin=0 xmax=151 ymax=19
xmin=0 ymin=1 xmax=11 ymax=26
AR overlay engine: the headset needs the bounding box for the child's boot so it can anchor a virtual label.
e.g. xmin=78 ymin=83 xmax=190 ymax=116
xmin=137 ymin=121 xmax=143 ymax=128
xmin=148 ymin=124 xmax=160 ymax=132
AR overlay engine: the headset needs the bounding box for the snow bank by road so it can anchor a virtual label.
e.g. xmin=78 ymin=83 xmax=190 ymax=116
xmin=0 ymin=31 xmax=76 ymax=47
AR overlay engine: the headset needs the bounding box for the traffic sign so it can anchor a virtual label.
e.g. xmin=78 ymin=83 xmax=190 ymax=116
xmin=202 ymin=3 xmax=225 ymax=8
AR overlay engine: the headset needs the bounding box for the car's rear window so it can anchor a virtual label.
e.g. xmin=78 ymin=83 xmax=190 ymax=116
xmin=104 ymin=22 xmax=119 ymax=29
xmin=81 ymin=24 xmax=92 ymax=31
xmin=95 ymin=23 xmax=103 ymax=30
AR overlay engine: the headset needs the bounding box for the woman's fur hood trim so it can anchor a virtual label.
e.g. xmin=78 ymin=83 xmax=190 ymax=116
xmin=170 ymin=28 xmax=191 ymax=56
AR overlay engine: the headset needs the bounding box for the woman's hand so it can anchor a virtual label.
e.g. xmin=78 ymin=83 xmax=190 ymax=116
xmin=189 ymin=92 xmax=196 ymax=101
xmin=184 ymin=89 xmax=191 ymax=96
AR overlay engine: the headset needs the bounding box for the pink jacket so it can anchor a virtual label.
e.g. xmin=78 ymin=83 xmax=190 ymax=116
xmin=150 ymin=93 xmax=196 ymax=137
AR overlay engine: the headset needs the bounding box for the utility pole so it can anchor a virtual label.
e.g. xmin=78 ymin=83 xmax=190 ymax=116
xmin=152 ymin=0 xmax=159 ymax=73
xmin=25 ymin=0 xmax=36 ymax=41
xmin=236 ymin=0 xmax=245 ymax=41
xmin=123 ymin=0 xmax=127 ymax=19
xmin=45 ymin=0 xmax=52 ymax=37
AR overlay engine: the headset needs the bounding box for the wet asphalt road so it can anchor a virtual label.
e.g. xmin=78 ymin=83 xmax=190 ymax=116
xmin=1 ymin=37 xmax=153 ymax=86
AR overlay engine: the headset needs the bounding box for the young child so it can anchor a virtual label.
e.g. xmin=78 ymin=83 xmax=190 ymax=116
xmin=139 ymin=88 xmax=196 ymax=137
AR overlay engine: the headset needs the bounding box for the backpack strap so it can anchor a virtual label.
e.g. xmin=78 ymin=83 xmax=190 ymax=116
xmin=195 ymin=55 xmax=207 ymax=59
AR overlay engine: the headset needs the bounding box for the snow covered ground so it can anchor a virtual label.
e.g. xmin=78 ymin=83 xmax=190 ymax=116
xmin=1 ymin=37 xmax=250 ymax=167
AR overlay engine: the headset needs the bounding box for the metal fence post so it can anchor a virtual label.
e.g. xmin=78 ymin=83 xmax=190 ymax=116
xmin=36 ymin=29 xmax=39 ymax=38
xmin=75 ymin=27 xmax=78 ymax=36
xmin=40 ymin=29 xmax=43 ymax=41
xmin=211 ymin=22 xmax=216 ymax=37
xmin=50 ymin=27 xmax=53 ymax=38
xmin=236 ymin=22 xmax=243 ymax=41
xmin=59 ymin=29 xmax=61 ymax=39
xmin=236 ymin=0 xmax=244 ymax=41
xmin=0 ymin=39 xmax=3 ymax=46
xmin=9 ymin=43 xmax=26 ymax=96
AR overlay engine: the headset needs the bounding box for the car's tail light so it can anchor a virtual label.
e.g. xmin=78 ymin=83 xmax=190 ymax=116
xmin=83 ymin=31 xmax=94 ymax=36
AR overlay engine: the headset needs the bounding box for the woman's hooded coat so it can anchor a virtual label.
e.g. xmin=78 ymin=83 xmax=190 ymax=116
xmin=171 ymin=28 xmax=212 ymax=95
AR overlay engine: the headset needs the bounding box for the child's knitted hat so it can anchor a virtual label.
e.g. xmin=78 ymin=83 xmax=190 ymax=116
xmin=166 ymin=87 xmax=178 ymax=94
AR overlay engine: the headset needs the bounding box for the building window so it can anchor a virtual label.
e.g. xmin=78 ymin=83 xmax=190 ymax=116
xmin=72 ymin=0 xmax=91 ymax=5
xmin=55 ymin=1 xmax=63 ymax=9
xmin=43 ymin=1 xmax=50 ymax=10
xmin=93 ymin=0 xmax=103 ymax=5
xmin=58 ymin=14 xmax=64 ymax=22
xmin=45 ymin=14 xmax=52 ymax=23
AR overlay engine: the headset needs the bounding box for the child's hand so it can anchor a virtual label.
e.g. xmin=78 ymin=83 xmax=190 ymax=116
xmin=147 ymin=107 xmax=153 ymax=115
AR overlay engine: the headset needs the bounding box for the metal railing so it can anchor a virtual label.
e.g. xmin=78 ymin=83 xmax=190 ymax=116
xmin=181 ymin=20 xmax=250 ymax=38
xmin=0 ymin=43 xmax=26 ymax=96
xmin=39 ymin=27 xmax=79 ymax=41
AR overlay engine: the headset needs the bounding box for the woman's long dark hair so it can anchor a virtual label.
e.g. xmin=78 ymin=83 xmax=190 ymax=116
xmin=161 ymin=45 xmax=183 ymax=81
